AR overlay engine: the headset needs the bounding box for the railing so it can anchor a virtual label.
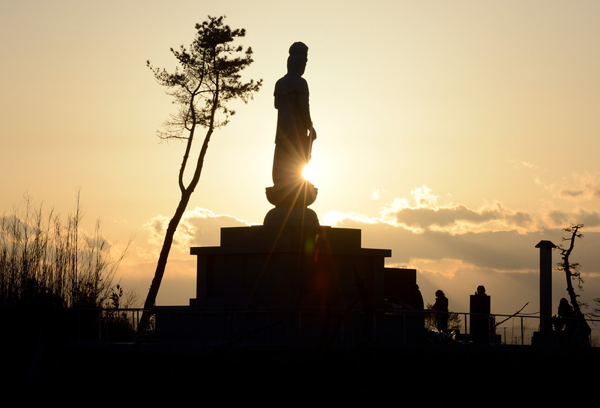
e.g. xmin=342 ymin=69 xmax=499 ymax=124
xmin=65 ymin=306 xmax=600 ymax=348
xmin=452 ymin=310 xmax=598 ymax=346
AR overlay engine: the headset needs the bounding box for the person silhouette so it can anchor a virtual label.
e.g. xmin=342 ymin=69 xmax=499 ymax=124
xmin=432 ymin=290 xmax=449 ymax=332
xmin=557 ymin=297 xmax=575 ymax=332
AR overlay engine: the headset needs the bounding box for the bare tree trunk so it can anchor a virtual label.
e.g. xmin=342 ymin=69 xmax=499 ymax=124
xmin=137 ymin=193 xmax=191 ymax=335
xmin=560 ymin=225 xmax=582 ymax=314
xmin=137 ymin=125 xmax=214 ymax=339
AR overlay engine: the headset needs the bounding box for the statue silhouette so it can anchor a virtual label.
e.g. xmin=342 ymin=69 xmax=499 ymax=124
xmin=264 ymin=42 xmax=319 ymax=226
xmin=272 ymin=42 xmax=316 ymax=188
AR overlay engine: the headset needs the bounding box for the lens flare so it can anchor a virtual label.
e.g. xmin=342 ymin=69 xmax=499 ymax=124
xmin=302 ymin=163 xmax=315 ymax=182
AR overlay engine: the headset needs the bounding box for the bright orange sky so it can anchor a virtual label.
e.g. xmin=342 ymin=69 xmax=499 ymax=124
xmin=2 ymin=1 xmax=600 ymax=320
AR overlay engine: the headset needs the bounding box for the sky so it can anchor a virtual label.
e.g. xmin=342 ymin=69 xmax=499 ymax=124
xmin=2 ymin=0 xmax=600 ymax=324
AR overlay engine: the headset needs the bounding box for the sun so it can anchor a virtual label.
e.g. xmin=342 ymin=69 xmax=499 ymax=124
xmin=302 ymin=162 xmax=316 ymax=183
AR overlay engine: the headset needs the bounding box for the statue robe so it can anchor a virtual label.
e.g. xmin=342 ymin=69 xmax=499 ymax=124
xmin=272 ymin=72 xmax=312 ymax=187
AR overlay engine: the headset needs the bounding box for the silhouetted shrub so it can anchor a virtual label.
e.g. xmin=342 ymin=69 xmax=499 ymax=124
xmin=0 ymin=195 xmax=129 ymax=343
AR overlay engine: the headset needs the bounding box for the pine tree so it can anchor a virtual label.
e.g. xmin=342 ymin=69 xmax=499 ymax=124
xmin=139 ymin=16 xmax=262 ymax=336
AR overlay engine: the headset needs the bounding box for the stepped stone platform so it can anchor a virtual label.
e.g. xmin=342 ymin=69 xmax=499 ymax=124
xmin=190 ymin=224 xmax=398 ymax=309
xmin=151 ymin=224 xmax=424 ymax=347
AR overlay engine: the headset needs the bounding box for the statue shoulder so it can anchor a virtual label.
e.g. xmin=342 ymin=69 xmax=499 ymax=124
xmin=274 ymin=74 xmax=309 ymax=96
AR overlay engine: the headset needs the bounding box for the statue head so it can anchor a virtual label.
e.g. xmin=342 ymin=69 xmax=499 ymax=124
xmin=289 ymin=42 xmax=308 ymax=56
xmin=287 ymin=42 xmax=308 ymax=75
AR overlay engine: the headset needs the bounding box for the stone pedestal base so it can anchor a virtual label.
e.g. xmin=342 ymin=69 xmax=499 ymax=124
xmin=264 ymin=181 xmax=319 ymax=226
xmin=264 ymin=206 xmax=319 ymax=226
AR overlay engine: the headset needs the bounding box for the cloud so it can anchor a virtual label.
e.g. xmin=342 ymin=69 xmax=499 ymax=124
xmin=371 ymin=189 xmax=380 ymax=201
xmin=394 ymin=203 xmax=534 ymax=234
xmin=509 ymin=159 xmax=536 ymax=170
xmin=402 ymin=258 xmax=475 ymax=279
xmin=370 ymin=185 xmax=536 ymax=235
xmin=141 ymin=207 xmax=249 ymax=257
xmin=129 ymin=189 xmax=600 ymax=312
xmin=536 ymin=171 xmax=600 ymax=202
xmin=547 ymin=209 xmax=600 ymax=228
xmin=325 ymin=202 xmax=600 ymax=313
xmin=323 ymin=185 xmax=600 ymax=275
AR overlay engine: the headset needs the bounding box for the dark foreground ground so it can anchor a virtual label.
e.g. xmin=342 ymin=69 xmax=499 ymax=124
xmin=6 ymin=338 xmax=600 ymax=407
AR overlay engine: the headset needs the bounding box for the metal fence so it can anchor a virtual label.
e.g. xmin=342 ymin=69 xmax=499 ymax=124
xmin=66 ymin=306 xmax=600 ymax=349
xmin=452 ymin=310 xmax=598 ymax=346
